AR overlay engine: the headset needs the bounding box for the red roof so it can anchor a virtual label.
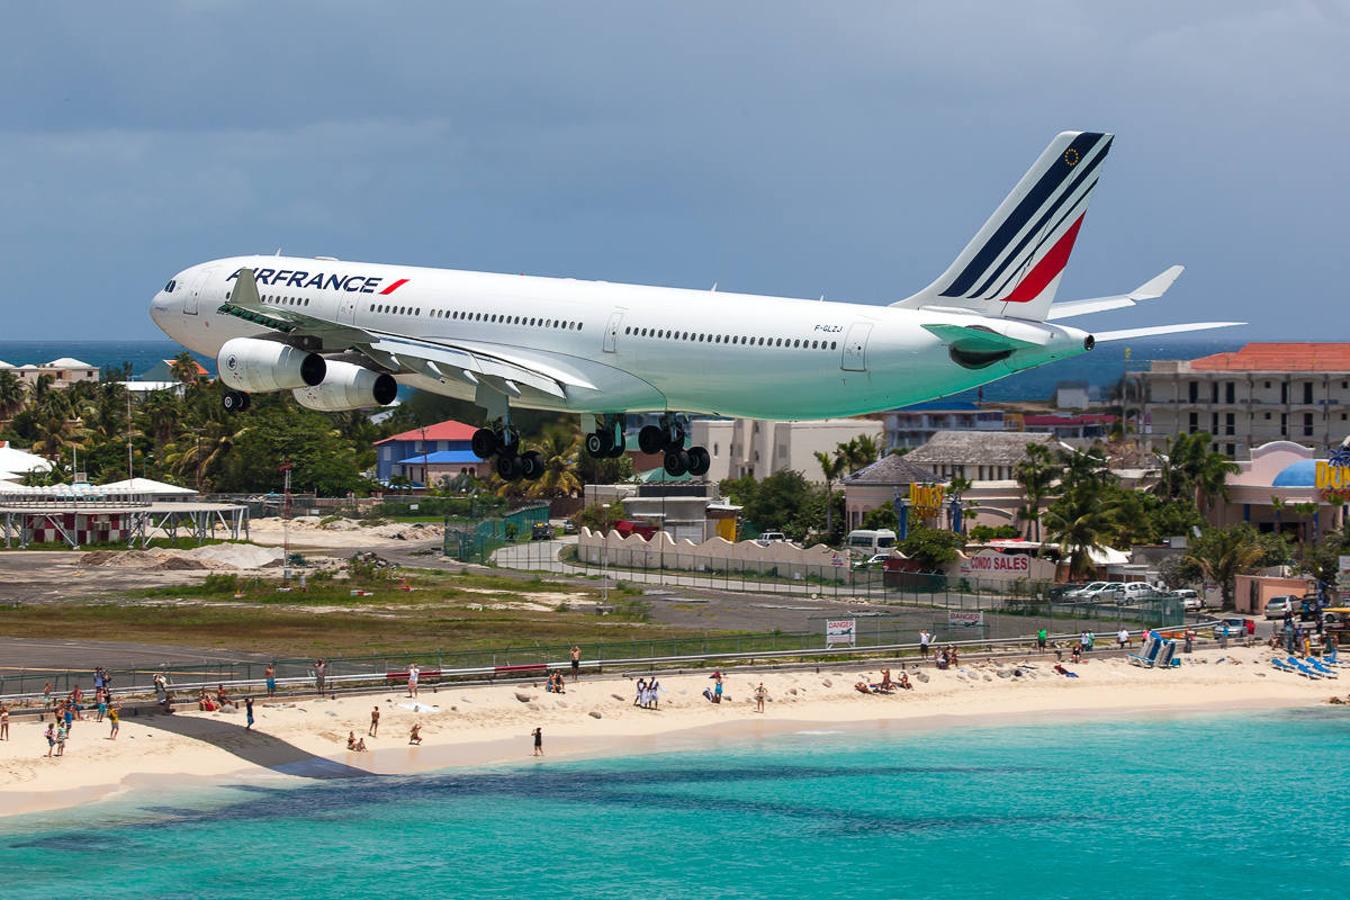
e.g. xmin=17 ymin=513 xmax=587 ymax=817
xmin=1190 ymin=343 xmax=1350 ymax=373
xmin=375 ymin=419 xmax=478 ymax=444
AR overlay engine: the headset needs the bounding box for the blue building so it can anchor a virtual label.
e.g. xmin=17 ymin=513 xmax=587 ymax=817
xmin=373 ymin=420 xmax=488 ymax=485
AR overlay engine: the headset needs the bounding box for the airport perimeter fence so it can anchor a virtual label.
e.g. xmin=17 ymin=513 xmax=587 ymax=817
xmin=0 ymin=614 xmax=1188 ymax=704
xmin=485 ymin=540 xmax=1188 ymax=623
xmin=444 ymin=504 xmax=551 ymax=561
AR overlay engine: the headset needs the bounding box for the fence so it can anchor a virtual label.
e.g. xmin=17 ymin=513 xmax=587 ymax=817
xmin=445 ymin=503 xmax=551 ymax=562
xmin=0 ymin=617 xmax=1197 ymax=703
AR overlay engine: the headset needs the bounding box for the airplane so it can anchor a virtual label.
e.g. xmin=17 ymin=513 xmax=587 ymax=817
xmin=149 ymin=130 xmax=1241 ymax=481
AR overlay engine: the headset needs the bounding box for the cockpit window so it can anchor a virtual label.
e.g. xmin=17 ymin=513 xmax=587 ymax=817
xmin=164 ymin=279 xmax=177 ymax=293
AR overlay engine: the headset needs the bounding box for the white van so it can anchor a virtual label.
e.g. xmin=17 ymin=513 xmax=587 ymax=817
xmin=846 ymin=529 xmax=898 ymax=555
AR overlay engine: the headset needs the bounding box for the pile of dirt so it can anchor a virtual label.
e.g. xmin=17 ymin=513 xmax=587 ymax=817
xmin=79 ymin=544 xmax=284 ymax=571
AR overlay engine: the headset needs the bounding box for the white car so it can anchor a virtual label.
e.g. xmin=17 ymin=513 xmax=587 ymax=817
xmin=1066 ymin=581 xmax=1109 ymax=600
xmin=1080 ymin=582 xmax=1125 ymax=601
xmin=1116 ymin=582 xmax=1166 ymax=603
xmin=1173 ymin=589 xmax=1202 ymax=611
xmin=756 ymin=532 xmax=787 ymax=546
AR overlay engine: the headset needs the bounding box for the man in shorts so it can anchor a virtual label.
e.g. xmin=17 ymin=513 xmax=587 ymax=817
xmin=570 ymin=645 xmax=581 ymax=681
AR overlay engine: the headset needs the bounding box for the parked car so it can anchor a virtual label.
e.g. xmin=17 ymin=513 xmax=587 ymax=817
xmin=1064 ymin=581 xmax=1109 ymax=600
xmin=561 ymin=519 xmax=579 ymax=535
xmin=1115 ymin=582 xmax=1166 ymax=604
xmin=531 ymin=523 xmax=554 ymax=541
xmin=1264 ymin=596 xmax=1298 ymax=620
xmin=852 ymin=553 xmax=891 ymax=570
xmin=1078 ymin=582 xmax=1125 ymax=602
xmin=1173 ymin=589 xmax=1201 ymax=611
xmin=1213 ymin=617 xmax=1252 ymax=639
xmin=756 ymin=531 xmax=788 ymax=546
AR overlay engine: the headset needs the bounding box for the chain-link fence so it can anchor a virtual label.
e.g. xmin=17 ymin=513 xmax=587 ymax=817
xmin=445 ymin=504 xmax=551 ymax=562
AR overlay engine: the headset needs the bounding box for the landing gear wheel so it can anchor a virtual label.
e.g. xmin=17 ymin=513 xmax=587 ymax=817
xmin=495 ymin=453 xmax=522 ymax=480
xmin=519 ymin=450 xmax=544 ymax=481
xmin=638 ymin=425 xmax=665 ymax=455
xmin=585 ymin=430 xmax=613 ymax=457
xmin=664 ymin=425 xmax=686 ymax=452
xmin=497 ymin=428 xmax=520 ymax=455
xmin=471 ymin=428 xmax=498 ymax=459
xmin=686 ymin=446 xmax=711 ymax=477
xmin=222 ymin=390 xmax=250 ymax=413
xmin=606 ymin=433 xmax=627 ymax=458
xmin=663 ymin=449 xmax=690 ymax=477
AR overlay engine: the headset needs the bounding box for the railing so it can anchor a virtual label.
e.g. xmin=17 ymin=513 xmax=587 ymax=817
xmin=0 ymin=623 xmax=1220 ymax=707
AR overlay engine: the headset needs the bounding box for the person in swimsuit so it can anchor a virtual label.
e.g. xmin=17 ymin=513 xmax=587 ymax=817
xmin=0 ymin=703 xmax=9 ymax=741
xmin=348 ymin=731 xmax=358 ymax=750
xmin=44 ymin=724 xmax=55 ymax=757
xmin=245 ymin=696 xmax=255 ymax=730
xmin=369 ymin=706 xmax=380 ymax=737
xmin=108 ymin=705 xmax=120 ymax=739
xmin=55 ymin=724 xmax=67 ymax=757
xmin=409 ymin=722 xmax=423 ymax=745
xmin=531 ymin=727 xmax=543 ymax=756
xmin=264 ymin=664 xmax=277 ymax=698
xmin=407 ymin=664 xmax=420 ymax=698
xmin=754 ymin=683 xmax=767 ymax=712
xmin=570 ymin=645 xmax=581 ymax=681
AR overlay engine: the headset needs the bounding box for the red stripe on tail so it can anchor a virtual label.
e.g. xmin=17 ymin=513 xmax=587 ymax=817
xmin=1001 ymin=214 xmax=1084 ymax=303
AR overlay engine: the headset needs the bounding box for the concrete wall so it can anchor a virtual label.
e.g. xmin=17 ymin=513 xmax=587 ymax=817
xmin=577 ymin=527 xmax=849 ymax=581
xmin=1234 ymin=574 xmax=1311 ymax=615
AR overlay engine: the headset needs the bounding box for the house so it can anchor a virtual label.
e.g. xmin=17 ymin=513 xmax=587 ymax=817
xmin=900 ymin=430 xmax=1061 ymax=482
xmin=840 ymin=453 xmax=941 ymax=531
xmin=139 ymin=358 xmax=209 ymax=382
xmin=0 ymin=357 xmax=99 ymax=389
xmin=372 ymin=420 xmax=489 ymax=485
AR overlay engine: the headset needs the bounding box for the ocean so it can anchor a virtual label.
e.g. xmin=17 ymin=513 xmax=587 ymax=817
xmin=2 ymin=710 xmax=1346 ymax=898
xmin=0 ymin=336 xmax=1242 ymax=402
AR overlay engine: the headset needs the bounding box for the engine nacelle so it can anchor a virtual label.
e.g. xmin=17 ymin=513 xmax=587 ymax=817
xmin=292 ymin=360 xmax=398 ymax=412
xmin=218 ymin=337 xmax=325 ymax=393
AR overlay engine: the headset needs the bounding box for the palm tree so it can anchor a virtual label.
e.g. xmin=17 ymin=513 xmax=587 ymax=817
xmin=163 ymin=416 xmax=248 ymax=491
xmin=170 ymin=352 xmax=203 ymax=384
xmin=815 ymin=450 xmax=847 ymax=536
xmin=1013 ymin=442 xmax=1057 ymax=541
xmin=1154 ymin=432 xmax=1237 ymax=509
xmin=1042 ymin=481 xmax=1118 ymax=579
xmin=522 ymin=426 xmax=584 ymax=499
xmin=1183 ymin=525 xmax=1267 ymax=609
xmin=0 ymin=370 xmax=26 ymax=420
xmin=838 ymin=434 xmax=880 ymax=473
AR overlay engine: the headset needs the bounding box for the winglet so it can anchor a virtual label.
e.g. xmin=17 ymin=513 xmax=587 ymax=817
xmin=1131 ymin=264 xmax=1184 ymax=301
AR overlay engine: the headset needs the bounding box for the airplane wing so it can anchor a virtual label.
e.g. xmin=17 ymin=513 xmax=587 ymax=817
xmin=219 ymin=268 xmax=594 ymax=401
xmin=1045 ymin=265 xmax=1184 ymax=321
xmin=1090 ymin=321 xmax=1245 ymax=342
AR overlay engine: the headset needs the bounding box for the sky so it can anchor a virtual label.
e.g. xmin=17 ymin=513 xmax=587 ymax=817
xmin=4 ymin=1 xmax=1348 ymax=340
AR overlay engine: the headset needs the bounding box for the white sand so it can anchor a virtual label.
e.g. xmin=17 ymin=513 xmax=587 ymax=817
xmin=1 ymin=646 xmax=1340 ymax=818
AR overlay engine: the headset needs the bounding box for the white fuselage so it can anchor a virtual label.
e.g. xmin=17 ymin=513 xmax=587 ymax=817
xmin=150 ymin=255 xmax=1093 ymax=419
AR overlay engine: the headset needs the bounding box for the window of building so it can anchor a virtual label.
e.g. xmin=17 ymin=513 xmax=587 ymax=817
xmin=1226 ymin=443 xmax=1235 ymax=457
xmin=1281 ymin=382 xmax=1289 ymax=404
xmin=1211 ymin=381 xmax=1219 ymax=403
xmin=1188 ymin=412 xmax=1198 ymax=433
xmin=1188 ymin=382 xmax=1198 ymax=403
xmin=1280 ymin=413 xmax=1288 ymax=435
xmin=1303 ymin=382 xmax=1314 ymax=404
xmin=1225 ymin=413 xmax=1235 ymax=436
xmin=1304 ymin=413 xmax=1314 ymax=436
xmin=1225 ymin=382 xmax=1235 ymax=404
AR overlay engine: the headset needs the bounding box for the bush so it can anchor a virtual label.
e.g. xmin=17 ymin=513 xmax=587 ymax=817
xmin=201 ymin=573 xmax=240 ymax=595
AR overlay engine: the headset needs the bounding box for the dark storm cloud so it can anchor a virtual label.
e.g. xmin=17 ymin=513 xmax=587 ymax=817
xmin=4 ymin=1 xmax=1347 ymax=338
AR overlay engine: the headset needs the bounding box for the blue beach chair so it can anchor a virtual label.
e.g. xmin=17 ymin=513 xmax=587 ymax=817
xmin=1270 ymin=658 xmax=1299 ymax=675
xmin=1128 ymin=637 xmax=1162 ymax=668
xmin=1306 ymin=658 xmax=1339 ymax=678
xmin=1287 ymin=657 xmax=1323 ymax=679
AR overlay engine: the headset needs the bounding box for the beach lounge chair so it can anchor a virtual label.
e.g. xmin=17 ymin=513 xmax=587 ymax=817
xmin=1155 ymin=641 xmax=1178 ymax=668
xmin=1270 ymin=658 xmax=1300 ymax=675
xmin=1286 ymin=657 xmax=1323 ymax=679
xmin=1306 ymin=658 xmax=1339 ymax=678
xmin=1127 ymin=637 xmax=1162 ymax=668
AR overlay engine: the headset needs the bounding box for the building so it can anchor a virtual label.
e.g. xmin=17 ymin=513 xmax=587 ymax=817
xmin=840 ymin=453 xmax=941 ymax=531
xmin=900 ymin=430 xmax=1061 ymax=482
xmin=139 ymin=358 xmax=208 ymax=382
xmin=0 ymin=357 xmax=99 ymax=389
xmin=1054 ymin=381 xmax=1092 ymax=410
xmin=884 ymin=401 xmax=1008 ymax=450
xmin=372 ymin=420 xmax=488 ymax=485
xmin=1134 ymin=342 xmax=1350 ymax=457
xmin=1207 ymin=440 xmax=1349 ymax=538
xmin=690 ymin=417 xmax=885 ymax=483
xmin=1022 ymin=413 xmax=1116 ymax=441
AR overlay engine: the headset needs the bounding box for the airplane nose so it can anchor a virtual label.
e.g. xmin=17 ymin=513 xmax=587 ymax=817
xmin=149 ymin=291 xmax=173 ymax=332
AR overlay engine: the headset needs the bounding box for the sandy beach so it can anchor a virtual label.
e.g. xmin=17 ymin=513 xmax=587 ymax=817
xmin=1 ymin=645 xmax=1340 ymax=819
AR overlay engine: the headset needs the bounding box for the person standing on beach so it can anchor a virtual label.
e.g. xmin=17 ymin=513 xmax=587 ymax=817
xmin=1037 ymin=627 xmax=1048 ymax=651
xmin=264 ymin=664 xmax=277 ymax=698
xmin=0 ymin=703 xmax=8 ymax=741
xmin=1117 ymin=627 xmax=1129 ymax=649
xmin=44 ymin=723 xmax=55 ymax=757
xmin=570 ymin=645 xmax=582 ymax=681
xmin=55 ymin=723 xmax=67 ymax=757
xmin=755 ymin=683 xmax=767 ymax=713
xmin=407 ymin=664 xmax=420 ymax=698
xmin=245 ymin=696 xmax=255 ymax=730
xmin=314 ymin=659 xmax=327 ymax=695
xmin=1184 ymin=628 xmax=1196 ymax=654
xmin=108 ymin=704 xmax=120 ymax=740
xmin=531 ymin=726 xmax=543 ymax=756
xmin=369 ymin=706 xmax=380 ymax=737
xmin=919 ymin=631 xmax=931 ymax=659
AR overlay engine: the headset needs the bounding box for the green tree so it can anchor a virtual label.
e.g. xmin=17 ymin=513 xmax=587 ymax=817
xmin=1153 ymin=432 xmax=1238 ymax=509
xmin=814 ymin=450 xmax=847 ymax=537
xmin=1041 ymin=446 xmax=1119 ymax=578
xmin=898 ymin=526 xmax=965 ymax=571
xmin=1013 ymin=442 xmax=1057 ymax=541
xmin=1181 ymin=524 xmax=1268 ymax=610
xmin=521 ymin=425 xmax=584 ymax=499
xmin=0 ymin=370 xmax=26 ymax=420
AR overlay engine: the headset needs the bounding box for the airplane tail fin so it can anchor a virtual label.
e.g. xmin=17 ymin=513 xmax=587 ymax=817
xmin=892 ymin=130 xmax=1113 ymax=321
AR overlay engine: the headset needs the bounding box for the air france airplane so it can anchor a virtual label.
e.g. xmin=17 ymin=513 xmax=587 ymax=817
xmin=150 ymin=131 xmax=1239 ymax=481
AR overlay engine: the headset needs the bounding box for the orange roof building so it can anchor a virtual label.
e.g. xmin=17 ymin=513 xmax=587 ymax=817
xmin=1135 ymin=342 xmax=1350 ymax=458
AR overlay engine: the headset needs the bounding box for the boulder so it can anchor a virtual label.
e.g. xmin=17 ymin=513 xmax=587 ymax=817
xmin=589 ymin=710 xmax=603 ymax=719
xmin=514 ymin=692 xmax=533 ymax=703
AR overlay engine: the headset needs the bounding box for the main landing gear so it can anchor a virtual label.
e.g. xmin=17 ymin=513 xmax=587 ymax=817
xmin=627 ymin=414 xmax=711 ymax=477
xmin=222 ymin=390 xmax=251 ymax=412
xmin=584 ymin=414 xmax=628 ymax=460
xmin=471 ymin=423 xmax=543 ymax=482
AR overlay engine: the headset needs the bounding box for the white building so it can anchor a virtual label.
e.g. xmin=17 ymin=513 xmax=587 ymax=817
xmin=690 ymin=417 xmax=886 ymax=483
xmin=0 ymin=357 xmax=99 ymax=389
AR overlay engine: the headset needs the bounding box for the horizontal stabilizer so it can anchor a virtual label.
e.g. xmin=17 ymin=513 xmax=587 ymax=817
xmin=1091 ymin=321 xmax=1244 ymax=343
xmin=1045 ymin=265 xmax=1184 ymax=321
xmin=922 ymin=324 xmax=1037 ymax=353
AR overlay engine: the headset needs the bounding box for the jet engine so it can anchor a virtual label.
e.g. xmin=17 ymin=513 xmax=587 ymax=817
xmin=217 ymin=337 xmax=325 ymax=393
xmin=292 ymin=360 xmax=398 ymax=412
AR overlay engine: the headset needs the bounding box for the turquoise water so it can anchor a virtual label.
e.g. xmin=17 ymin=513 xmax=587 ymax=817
xmin=3 ymin=710 xmax=1346 ymax=898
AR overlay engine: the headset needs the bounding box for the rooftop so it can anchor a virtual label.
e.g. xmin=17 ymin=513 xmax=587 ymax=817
xmin=1190 ymin=342 xmax=1350 ymax=373
xmin=397 ymin=450 xmax=485 ymax=465
xmin=842 ymin=453 xmax=939 ymax=486
xmin=375 ymin=419 xmax=478 ymax=445
xmin=903 ymin=430 xmax=1059 ymax=466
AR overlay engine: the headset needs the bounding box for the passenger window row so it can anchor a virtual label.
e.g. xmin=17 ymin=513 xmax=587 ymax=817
xmin=623 ymin=325 xmax=836 ymax=351
xmin=262 ymin=294 xmax=311 ymax=307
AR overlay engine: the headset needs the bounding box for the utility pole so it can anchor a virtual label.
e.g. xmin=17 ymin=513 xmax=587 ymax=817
xmin=280 ymin=461 xmax=294 ymax=582
xmin=126 ymin=386 xmax=134 ymax=482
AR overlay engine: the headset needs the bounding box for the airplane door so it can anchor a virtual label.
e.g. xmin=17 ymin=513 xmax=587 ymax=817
xmin=841 ymin=323 xmax=872 ymax=371
xmin=337 ymin=293 xmax=357 ymax=326
xmin=603 ymin=309 xmax=625 ymax=353
xmin=184 ymin=265 xmax=218 ymax=316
